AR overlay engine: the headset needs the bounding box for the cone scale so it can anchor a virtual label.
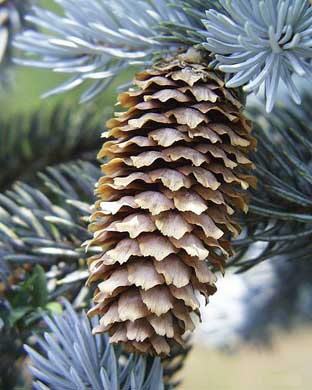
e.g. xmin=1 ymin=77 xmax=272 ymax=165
xmin=87 ymin=49 xmax=256 ymax=356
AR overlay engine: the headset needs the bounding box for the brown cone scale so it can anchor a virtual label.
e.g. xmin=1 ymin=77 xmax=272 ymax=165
xmin=87 ymin=49 xmax=256 ymax=356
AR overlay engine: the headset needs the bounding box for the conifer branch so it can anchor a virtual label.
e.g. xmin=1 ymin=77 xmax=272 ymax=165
xmin=0 ymin=103 xmax=107 ymax=190
xmin=25 ymin=300 xmax=165 ymax=390
xmin=0 ymin=161 xmax=101 ymax=299
xmin=233 ymin=92 xmax=312 ymax=271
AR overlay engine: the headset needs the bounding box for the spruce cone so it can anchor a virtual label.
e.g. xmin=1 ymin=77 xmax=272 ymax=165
xmin=87 ymin=49 xmax=256 ymax=356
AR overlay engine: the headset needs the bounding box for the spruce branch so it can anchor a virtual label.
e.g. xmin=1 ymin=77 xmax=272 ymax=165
xmin=232 ymin=93 xmax=312 ymax=271
xmin=0 ymin=161 xmax=101 ymax=300
xmin=25 ymin=300 xmax=165 ymax=390
xmin=0 ymin=103 xmax=107 ymax=190
xmin=14 ymin=0 xmax=221 ymax=101
xmin=202 ymin=0 xmax=312 ymax=112
xmin=14 ymin=0 xmax=190 ymax=102
xmin=155 ymin=0 xmax=219 ymax=46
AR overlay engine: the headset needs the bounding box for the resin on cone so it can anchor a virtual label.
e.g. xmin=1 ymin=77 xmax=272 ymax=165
xmin=87 ymin=48 xmax=256 ymax=356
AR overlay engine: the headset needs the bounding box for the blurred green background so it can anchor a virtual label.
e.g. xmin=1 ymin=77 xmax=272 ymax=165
xmin=0 ymin=60 xmax=133 ymax=117
xmin=0 ymin=0 xmax=133 ymax=118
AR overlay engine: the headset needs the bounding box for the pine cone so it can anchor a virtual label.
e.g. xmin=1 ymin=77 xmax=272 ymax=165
xmin=87 ymin=49 xmax=256 ymax=356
